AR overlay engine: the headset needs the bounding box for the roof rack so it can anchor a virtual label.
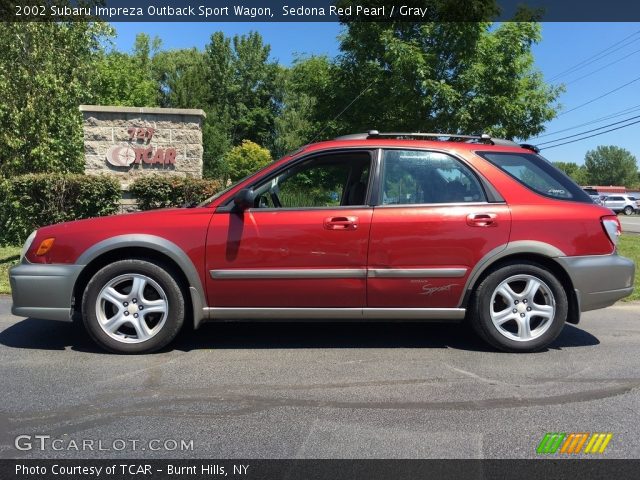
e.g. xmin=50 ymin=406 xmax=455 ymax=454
xmin=334 ymin=130 xmax=537 ymax=151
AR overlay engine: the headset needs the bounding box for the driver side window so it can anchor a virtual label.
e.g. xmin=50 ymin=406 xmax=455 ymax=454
xmin=254 ymin=152 xmax=371 ymax=209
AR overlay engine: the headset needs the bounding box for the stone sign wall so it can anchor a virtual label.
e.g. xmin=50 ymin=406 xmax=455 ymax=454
xmin=80 ymin=105 xmax=205 ymax=187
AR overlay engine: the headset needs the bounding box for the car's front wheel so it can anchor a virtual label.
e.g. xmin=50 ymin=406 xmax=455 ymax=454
xmin=470 ymin=262 xmax=567 ymax=352
xmin=623 ymin=206 xmax=634 ymax=216
xmin=82 ymin=259 xmax=185 ymax=353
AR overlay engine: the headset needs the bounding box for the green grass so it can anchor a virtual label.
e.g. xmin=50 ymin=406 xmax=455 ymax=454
xmin=618 ymin=234 xmax=640 ymax=301
xmin=0 ymin=245 xmax=20 ymax=295
xmin=0 ymin=235 xmax=638 ymax=300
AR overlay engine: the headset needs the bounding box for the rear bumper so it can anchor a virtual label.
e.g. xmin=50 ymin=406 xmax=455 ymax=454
xmin=9 ymin=262 xmax=83 ymax=321
xmin=556 ymin=253 xmax=635 ymax=312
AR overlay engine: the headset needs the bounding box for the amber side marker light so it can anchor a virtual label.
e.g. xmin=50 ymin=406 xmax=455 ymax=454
xmin=35 ymin=238 xmax=55 ymax=256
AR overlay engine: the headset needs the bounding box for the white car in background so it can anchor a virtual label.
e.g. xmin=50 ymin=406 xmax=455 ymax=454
xmin=602 ymin=194 xmax=638 ymax=215
xmin=582 ymin=188 xmax=602 ymax=205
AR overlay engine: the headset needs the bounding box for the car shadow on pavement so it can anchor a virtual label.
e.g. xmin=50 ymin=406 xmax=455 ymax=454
xmin=173 ymin=322 xmax=600 ymax=352
xmin=0 ymin=318 xmax=600 ymax=353
xmin=0 ymin=318 xmax=599 ymax=353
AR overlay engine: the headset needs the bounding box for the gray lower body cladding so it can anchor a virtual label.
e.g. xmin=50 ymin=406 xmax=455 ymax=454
xmin=9 ymin=262 xmax=83 ymax=321
xmin=556 ymin=253 xmax=635 ymax=312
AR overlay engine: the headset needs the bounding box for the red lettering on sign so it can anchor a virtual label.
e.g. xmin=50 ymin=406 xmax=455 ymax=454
xmin=152 ymin=149 xmax=164 ymax=164
xmin=128 ymin=127 xmax=155 ymax=143
xmin=164 ymin=148 xmax=177 ymax=165
xmin=134 ymin=147 xmax=153 ymax=164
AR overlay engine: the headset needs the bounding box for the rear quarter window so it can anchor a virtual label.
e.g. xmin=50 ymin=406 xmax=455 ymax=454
xmin=476 ymin=151 xmax=592 ymax=203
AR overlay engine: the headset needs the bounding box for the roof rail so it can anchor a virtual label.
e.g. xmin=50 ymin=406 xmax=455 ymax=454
xmin=334 ymin=130 xmax=522 ymax=147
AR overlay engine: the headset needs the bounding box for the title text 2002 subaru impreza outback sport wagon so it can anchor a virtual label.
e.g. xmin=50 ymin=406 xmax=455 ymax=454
xmin=10 ymin=132 xmax=636 ymax=353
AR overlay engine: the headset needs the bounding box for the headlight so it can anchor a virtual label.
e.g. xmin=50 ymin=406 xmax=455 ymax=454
xmin=20 ymin=230 xmax=37 ymax=262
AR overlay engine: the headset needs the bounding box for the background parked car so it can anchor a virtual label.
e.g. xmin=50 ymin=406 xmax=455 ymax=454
xmin=582 ymin=188 xmax=603 ymax=205
xmin=602 ymin=194 xmax=638 ymax=215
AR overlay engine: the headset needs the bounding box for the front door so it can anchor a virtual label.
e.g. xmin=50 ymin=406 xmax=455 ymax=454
xmin=206 ymin=150 xmax=374 ymax=309
xmin=367 ymin=148 xmax=511 ymax=308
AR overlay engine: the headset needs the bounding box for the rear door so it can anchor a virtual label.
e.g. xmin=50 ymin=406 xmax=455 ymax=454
xmin=605 ymin=196 xmax=624 ymax=211
xmin=367 ymin=149 xmax=511 ymax=308
xmin=206 ymin=150 xmax=374 ymax=309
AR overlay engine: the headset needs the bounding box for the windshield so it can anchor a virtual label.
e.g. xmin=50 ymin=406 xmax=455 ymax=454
xmin=476 ymin=151 xmax=592 ymax=203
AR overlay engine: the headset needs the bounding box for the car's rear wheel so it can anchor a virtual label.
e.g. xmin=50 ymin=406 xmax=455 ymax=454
xmin=82 ymin=259 xmax=185 ymax=353
xmin=469 ymin=262 xmax=567 ymax=352
xmin=623 ymin=205 xmax=634 ymax=215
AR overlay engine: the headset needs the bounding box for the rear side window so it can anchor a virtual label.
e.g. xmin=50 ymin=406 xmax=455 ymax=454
xmin=477 ymin=152 xmax=592 ymax=203
xmin=381 ymin=150 xmax=486 ymax=205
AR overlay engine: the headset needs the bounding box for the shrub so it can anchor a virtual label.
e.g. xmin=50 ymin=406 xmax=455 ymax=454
xmin=0 ymin=174 xmax=121 ymax=246
xmin=129 ymin=176 xmax=223 ymax=211
xmin=223 ymin=140 xmax=272 ymax=182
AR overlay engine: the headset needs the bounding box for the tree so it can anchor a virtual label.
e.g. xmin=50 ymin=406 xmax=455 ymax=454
xmin=153 ymin=48 xmax=208 ymax=109
xmin=196 ymin=31 xmax=279 ymax=177
xmin=311 ymin=3 xmax=562 ymax=139
xmin=94 ymin=34 xmax=161 ymax=107
xmin=223 ymin=140 xmax=272 ymax=183
xmin=272 ymin=56 xmax=334 ymax=157
xmin=584 ymin=146 xmax=638 ymax=186
xmin=552 ymin=161 xmax=589 ymax=185
xmin=0 ymin=21 xmax=113 ymax=175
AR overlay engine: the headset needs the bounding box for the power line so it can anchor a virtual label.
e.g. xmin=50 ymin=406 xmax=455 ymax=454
xmin=540 ymin=118 xmax=640 ymax=150
xmin=531 ymin=104 xmax=640 ymax=140
xmin=557 ymin=74 xmax=640 ymax=117
xmin=309 ymin=78 xmax=376 ymax=143
xmin=536 ymin=114 xmax=640 ymax=146
xmin=549 ymin=29 xmax=640 ymax=81
xmin=564 ymin=47 xmax=640 ymax=86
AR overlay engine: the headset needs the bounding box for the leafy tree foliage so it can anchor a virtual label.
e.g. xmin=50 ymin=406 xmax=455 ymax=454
xmin=94 ymin=33 xmax=161 ymax=107
xmin=223 ymin=140 xmax=272 ymax=183
xmin=552 ymin=161 xmax=589 ymax=185
xmin=320 ymin=19 xmax=562 ymax=139
xmin=272 ymin=56 xmax=334 ymax=157
xmin=153 ymin=48 xmax=208 ymax=109
xmin=0 ymin=21 xmax=113 ymax=176
xmin=584 ymin=146 xmax=638 ymax=186
xmin=1 ymin=13 xmax=565 ymax=183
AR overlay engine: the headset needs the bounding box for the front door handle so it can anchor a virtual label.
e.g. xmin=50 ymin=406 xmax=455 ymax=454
xmin=324 ymin=216 xmax=358 ymax=230
xmin=467 ymin=213 xmax=497 ymax=227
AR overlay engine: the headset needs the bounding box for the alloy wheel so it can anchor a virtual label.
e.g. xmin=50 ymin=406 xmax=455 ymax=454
xmin=95 ymin=273 xmax=168 ymax=344
xmin=489 ymin=274 xmax=556 ymax=342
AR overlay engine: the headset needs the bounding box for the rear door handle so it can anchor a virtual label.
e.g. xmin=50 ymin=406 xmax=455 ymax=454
xmin=324 ymin=216 xmax=358 ymax=230
xmin=467 ymin=213 xmax=497 ymax=227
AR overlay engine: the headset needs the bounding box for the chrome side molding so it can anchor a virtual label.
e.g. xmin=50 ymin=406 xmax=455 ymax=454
xmin=210 ymin=268 xmax=367 ymax=279
xmin=368 ymin=268 xmax=466 ymax=278
xmin=210 ymin=267 xmax=467 ymax=280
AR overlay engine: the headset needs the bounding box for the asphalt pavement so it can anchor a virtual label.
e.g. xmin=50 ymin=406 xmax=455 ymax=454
xmin=620 ymin=215 xmax=640 ymax=234
xmin=0 ymin=295 xmax=639 ymax=459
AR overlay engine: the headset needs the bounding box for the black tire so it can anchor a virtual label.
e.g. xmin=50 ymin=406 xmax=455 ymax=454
xmin=469 ymin=262 xmax=567 ymax=353
xmin=82 ymin=259 xmax=185 ymax=354
xmin=623 ymin=206 xmax=634 ymax=216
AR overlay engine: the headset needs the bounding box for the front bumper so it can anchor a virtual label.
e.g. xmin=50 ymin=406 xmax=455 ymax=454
xmin=9 ymin=262 xmax=84 ymax=321
xmin=556 ymin=253 xmax=635 ymax=312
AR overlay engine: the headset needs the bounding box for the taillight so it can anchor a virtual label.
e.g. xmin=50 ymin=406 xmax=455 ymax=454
xmin=601 ymin=215 xmax=621 ymax=248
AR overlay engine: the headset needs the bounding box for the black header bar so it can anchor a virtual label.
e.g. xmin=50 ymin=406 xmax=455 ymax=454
xmin=2 ymin=459 xmax=640 ymax=480
xmin=3 ymin=1 xmax=640 ymax=22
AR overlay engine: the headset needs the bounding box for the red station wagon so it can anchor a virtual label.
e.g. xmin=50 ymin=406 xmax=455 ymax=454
xmin=9 ymin=132 xmax=636 ymax=353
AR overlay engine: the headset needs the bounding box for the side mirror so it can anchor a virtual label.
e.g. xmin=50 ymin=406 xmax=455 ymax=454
xmin=234 ymin=188 xmax=255 ymax=211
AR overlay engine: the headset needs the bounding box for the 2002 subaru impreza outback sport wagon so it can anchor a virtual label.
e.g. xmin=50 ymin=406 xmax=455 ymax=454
xmin=9 ymin=131 xmax=636 ymax=353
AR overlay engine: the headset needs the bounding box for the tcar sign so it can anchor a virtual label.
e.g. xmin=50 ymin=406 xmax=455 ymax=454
xmin=106 ymin=126 xmax=177 ymax=167
xmin=106 ymin=145 xmax=177 ymax=167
